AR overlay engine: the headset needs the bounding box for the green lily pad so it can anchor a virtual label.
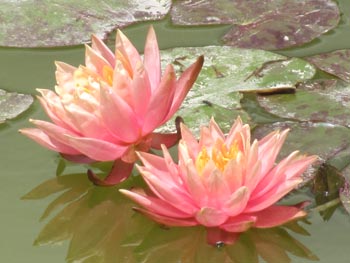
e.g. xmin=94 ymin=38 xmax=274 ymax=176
xmin=0 ymin=89 xmax=33 ymax=123
xmin=171 ymin=0 xmax=340 ymax=50
xmin=306 ymin=50 xmax=350 ymax=83
xmin=0 ymin=0 xmax=171 ymax=47
xmin=157 ymin=46 xmax=315 ymax=134
xmin=257 ymin=80 xmax=350 ymax=127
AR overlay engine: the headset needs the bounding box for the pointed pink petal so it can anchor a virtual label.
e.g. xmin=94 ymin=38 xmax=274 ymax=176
xmin=88 ymin=159 xmax=134 ymax=186
xmin=185 ymin=160 xmax=208 ymax=206
xmin=133 ymin=207 xmax=198 ymax=227
xmin=209 ymin=118 xmax=225 ymax=141
xmin=225 ymin=116 xmax=243 ymax=145
xmin=220 ymin=215 xmax=257 ymax=233
xmin=206 ymin=228 xmax=240 ymax=245
xmin=120 ymin=189 xmax=191 ymax=218
xmin=137 ymin=151 xmax=168 ymax=172
xmin=100 ymin=84 xmax=141 ymax=143
xmin=195 ymin=207 xmax=229 ymax=227
xmin=19 ymin=128 xmax=80 ymax=155
xmin=131 ymin=64 xmax=151 ymax=119
xmin=64 ymin=134 xmax=128 ymax=161
xmin=166 ymin=55 xmax=204 ymax=119
xmin=223 ymin=159 xmax=243 ymax=192
xmin=115 ymin=29 xmax=141 ymax=70
xmin=205 ymin=170 xmax=231 ymax=207
xmin=144 ymin=26 xmax=161 ymax=91
xmin=85 ymin=44 xmax=110 ymax=76
xmin=150 ymin=132 xmax=179 ymax=149
xmin=143 ymin=64 xmax=176 ymax=134
xmin=180 ymin=122 xmax=199 ymax=158
xmin=91 ymin=35 xmax=115 ymax=67
xmin=139 ymin=169 xmax=198 ymax=214
xmin=223 ymin=186 xmax=250 ymax=216
xmin=55 ymin=61 xmax=76 ymax=92
xmin=245 ymin=179 xmax=302 ymax=213
xmin=253 ymin=205 xmax=307 ymax=228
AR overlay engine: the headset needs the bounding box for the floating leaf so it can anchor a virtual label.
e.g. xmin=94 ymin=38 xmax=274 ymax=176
xmin=311 ymin=163 xmax=345 ymax=221
xmin=0 ymin=0 xmax=171 ymax=47
xmin=171 ymin=0 xmax=339 ymax=50
xmin=0 ymin=89 xmax=33 ymax=123
xmin=157 ymin=46 xmax=314 ymax=134
xmin=257 ymin=80 xmax=350 ymax=127
xmin=305 ymin=50 xmax=350 ymax=83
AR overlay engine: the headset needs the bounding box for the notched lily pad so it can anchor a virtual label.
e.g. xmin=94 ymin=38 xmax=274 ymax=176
xmin=306 ymin=50 xmax=350 ymax=83
xmin=0 ymin=0 xmax=171 ymax=47
xmin=171 ymin=0 xmax=339 ymax=50
xmin=157 ymin=46 xmax=315 ymax=134
xmin=0 ymin=89 xmax=33 ymax=123
xmin=257 ymin=80 xmax=350 ymax=127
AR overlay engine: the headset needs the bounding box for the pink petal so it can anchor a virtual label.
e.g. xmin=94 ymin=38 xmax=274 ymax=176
xmin=115 ymin=29 xmax=141 ymax=71
xmin=185 ymin=160 xmax=208 ymax=206
xmin=253 ymin=205 xmax=307 ymax=228
xmin=223 ymin=186 xmax=250 ymax=216
xmin=100 ymin=84 xmax=141 ymax=143
xmin=88 ymin=159 xmax=134 ymax=186
xmin=206 ymin=227 xmax=240 ymax=245
xmin=225 ymin=117 xmax=244 ymax=145
xmin=195 ymin=207 xmax=229 ymax=227
xmin=220 ymin=215 xmax=257 ymax=233
xmin=180 ymin=122 xmax=200 ymax=158
xmin=120 ymin=189 xmax=191 ymax=218
xmin=131 ymin=64 xmax=151 ymax=120
xmin=137 ymin=151 xmax=168 ymax=172
xmin=161 ymin=144 xmax=183 ymax=186
xmin=223 ymin=159 xmax=243 ymax=192
xmin=245 ymin=179 xmax=302 ymax=213
xmin=60 ymin=153 xmax=95 ymax=164
xmin=64 ymin=134 xmax=128 ymax=161
xmin=85 ymin=44 xmax=110 ymax=76
xmin=209 ymin=118 xmax=225 ymax=141
xmin=166 ymin=55 xmax=204 ymax=119
xmin=143 ymin=26 xmax=161 ymax=91
xmin=55 ymin=61 xmax=76 ymax=92
xmin=205 ymin=170 xmax=231 ymax=207
xmin=143 ymin=64 xmax=176 ymax=134
xmin=133 ymin=207 xmax=198 ymax=227
xmin=19 ymin=128 xmax=80 ymax=155
xmin=150 ymin=132 xmax=179 ymax=149
xmin=139 ymin=169 xmax=198 ymax=214
xmin=91 ymin=35 xmax=115 ymax=67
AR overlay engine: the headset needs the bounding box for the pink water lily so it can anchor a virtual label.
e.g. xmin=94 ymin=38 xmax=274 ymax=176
xmin=120 ymin=118 xmax=317 ymax=245
xmin=20 ymin=27 xmax=204 ymax=186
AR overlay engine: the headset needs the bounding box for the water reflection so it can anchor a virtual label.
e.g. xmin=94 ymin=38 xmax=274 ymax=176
xmin=22 ymin=170 xmax=319 ymax=263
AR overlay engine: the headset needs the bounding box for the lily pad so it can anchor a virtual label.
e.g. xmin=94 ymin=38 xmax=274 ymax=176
xmin=257 ymin=80 xmax=350 ymax=127
xmin=0 ymin=0 xmax=171 ymax=47
xmin=157 ymin=46 xmax=315 ymax=134
xmin=0 ymin=89 xmax=33 ymax=123
xmin=306 ymin=50 xmax=350 ymax=83
xmin=171 ymin=0 xmax=339 ymax=50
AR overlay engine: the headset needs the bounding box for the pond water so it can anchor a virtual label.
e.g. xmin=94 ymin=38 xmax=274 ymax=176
xmin=1 ymin=1 xmax=350 ymax=262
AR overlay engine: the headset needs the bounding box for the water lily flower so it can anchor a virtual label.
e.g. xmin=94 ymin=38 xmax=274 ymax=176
xmin=120 ymin=118 xmax=317 ymax=245
xmin=19 ymin=27 xmax=204 ymax=186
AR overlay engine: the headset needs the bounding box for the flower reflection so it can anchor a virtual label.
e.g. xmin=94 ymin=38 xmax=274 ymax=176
xmin=22 ymin=165 xmax=318 ymax=263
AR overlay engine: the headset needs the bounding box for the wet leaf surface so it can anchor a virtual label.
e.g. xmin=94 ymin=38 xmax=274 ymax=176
xmin=257 ymin=80 xmax=350 ymax=127
xmin=157 ymin=46 xmax=314 ymax=134
xmin=0 ymin=0 xmax=171 ymax=47
xmin=305 ymin=50 xmax=350 ymax=83
xmin=0 ymin=89 xmax=33 ymax=123
xmin=171 ymin=0 xmax=340 ymax=50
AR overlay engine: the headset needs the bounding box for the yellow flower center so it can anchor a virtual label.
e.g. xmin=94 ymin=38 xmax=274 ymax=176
xmin=102 ymin=65 xmax=114 ymax=86
xmin=195 ymin=141 xmax=239 ymax=173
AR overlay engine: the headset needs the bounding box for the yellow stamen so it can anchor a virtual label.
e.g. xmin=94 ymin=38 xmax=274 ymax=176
xmin=195 ymin=140 xmax=240 ymax=174
xmin=102 ymin=65 xmax=114 ymax=86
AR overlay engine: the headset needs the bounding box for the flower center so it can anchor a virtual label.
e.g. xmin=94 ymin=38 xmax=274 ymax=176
xmin=195 ymin=140 xmax=239 ymax=173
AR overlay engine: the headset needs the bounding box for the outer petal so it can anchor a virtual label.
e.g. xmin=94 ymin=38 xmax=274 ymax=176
xmin=143 ymin=64 xmax=176 ymax=134
xmin=220 ymin=215 xmax=257 ymax=233
xmin=55 ymin=61 xmax=76 ymax=94
xmin=100 ymin=84 xmax=141 ymax=143
xmin=166 ymin=55 xmax=204 ymax=119
xmin=119 ymin=189 xmax=191 ymax=218
xmin=19 ymin=128 xmax=80 ymax=155
xmin=133 ymin=207 xmax=198 ymax=227
xmin=253 ymin=205 xmax=307 ymax=228
xmin=180 ymin=123 xmax=200 ymax=158
xmin=64 ymin=135 xmax=128 ymax=161
xmin=143 ymin=26 xmax=161 ymax=91
xmin=131 ymin=64 xmax=151 ymax=120
xmin=223 ymin=186 xmax=250 ymax=217
xmin=195 ymin=207 xmax=229 ymax=227
xmin=85 ymin=44 xmax=110 ymax=76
